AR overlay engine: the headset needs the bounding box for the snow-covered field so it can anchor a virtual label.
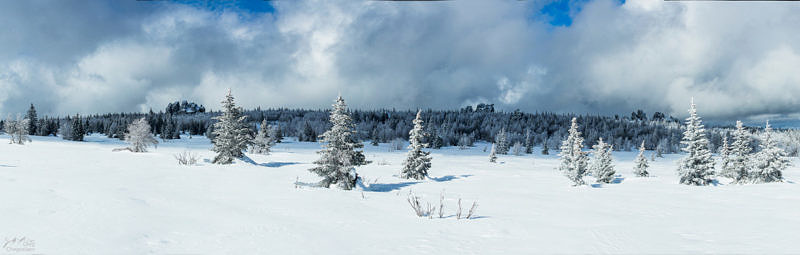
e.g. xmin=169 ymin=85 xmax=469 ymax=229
xmin=1 ymin=135 xmax=799 ymax=254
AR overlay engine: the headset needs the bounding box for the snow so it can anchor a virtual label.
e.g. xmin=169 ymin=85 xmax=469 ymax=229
xmin=1 ymin=134 xmax=799 ymax=254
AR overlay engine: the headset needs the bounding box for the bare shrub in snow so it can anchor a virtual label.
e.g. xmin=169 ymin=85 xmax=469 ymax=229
xmin=174 ymin=151 xmax=198 ymax=165
xmin=125 ymin=118 xmax=158 ymax=152
xmin=407 ymin=192 xmax=431 ymax=217
xmin=5 ymin=114 xmax=31 ymax=145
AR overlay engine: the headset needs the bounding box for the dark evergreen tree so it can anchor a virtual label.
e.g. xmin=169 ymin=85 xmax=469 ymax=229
xmin=26 ymin=104 xmax=37 ymax=135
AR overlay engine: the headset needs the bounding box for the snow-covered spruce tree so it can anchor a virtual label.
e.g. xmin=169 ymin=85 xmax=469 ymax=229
xmin=489 ymin=143 xmax=498 ymax=163
xmin=125 ymin=117 xmax=158 ymax=152
xmin=751 ymin=121 xmax=789 ymax=183
xmin=211 ymin=89 xmax=253 ymax=164
xmin=677 ymin=99 xmax=715 ymax=185
xmin=558 ymin=118 xmax=589 ymax=186
xmin=495 ymin=128 xmax=509 ymax=154
xmin=541 ymin=142 xmax=549 ymax=155
xmin=633 ymin=141 xmax=649 ymax=177
xmin=591 ymin=138 xmax=616 ymax=183
xmin=250 ymin=119 xmax=272 ymax=155
xmin=309 ymin=96 xmax=369 ymax=190
xmin=26 ymin=104 xmax=37 ymax=136
xmin=726 ymin=121 xmax=752 ymax=183
xmin=400 ymin=110 xmax=432 ymax=180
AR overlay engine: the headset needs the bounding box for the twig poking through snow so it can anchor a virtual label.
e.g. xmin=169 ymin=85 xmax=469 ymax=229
xmin=438 ymin=191 xmax=445 ymax=218
xmin=456 ymin=198 xmax=462 ymax=220
xmin=467 ymin=201 xmax=478 ymax=219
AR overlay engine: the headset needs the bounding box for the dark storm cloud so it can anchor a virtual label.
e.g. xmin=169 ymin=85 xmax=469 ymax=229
xmin=1 ymin=0 xmax=799 ymax=120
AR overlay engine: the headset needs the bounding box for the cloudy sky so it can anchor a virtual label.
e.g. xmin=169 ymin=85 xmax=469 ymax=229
xmin=1 ymin=0 xmax=799 ymax=120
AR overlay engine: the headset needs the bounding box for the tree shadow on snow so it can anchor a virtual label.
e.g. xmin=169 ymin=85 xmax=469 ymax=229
xmin=240 ymin=155 xmax=300 ymax=168
xmin=429 ymin=174 xmax=472 ymax=182
xmin=0 ymin=164 xmax=16 ymax=168
xmin=590 ymin=176 xmax=625 ymax=188
xmin=364 ymin=181 xmax=421 ymax=192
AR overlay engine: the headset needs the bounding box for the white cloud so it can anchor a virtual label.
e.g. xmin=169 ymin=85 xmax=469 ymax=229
xmin=0 ymin=0 xmax=799 ymax=120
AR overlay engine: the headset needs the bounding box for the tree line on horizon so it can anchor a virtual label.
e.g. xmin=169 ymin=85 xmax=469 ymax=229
xmin=3 ymin=99 xmax=800 ymax=157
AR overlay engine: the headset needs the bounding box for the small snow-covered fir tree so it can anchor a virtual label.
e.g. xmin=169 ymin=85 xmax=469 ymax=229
xmin=125 ymin=117 xmax=158 ymax=152
xmin=400 ymin=110 xmax=432 ymax=180
xmin=751 ymin=121 xmax=789 ymax=183
xmin=495 ymin=128 xmax=509 ymax=154
xmin=512 ymin=141 xmax=524 ymax=156
xmin=211 ymin=89 xmax=253 ymax=164
xmin=633 ymin=141 xmax=649 ymax=177
xmin=489 ymin=143 xmax=497 ymax=163
xmin=250 ymin=119 xmax=272 ymax=155
xmin=309 ymin=96 xmax=369 ymax=190
xmin=677 ymin=99 xmax=715 ymax=185
xmin=725 ymin=121 xmax=752 ymax=183
xmin=591 ymin=138 xmax=616 ymax=183
xmin=558 ymin=118 xmax=588 ymax=185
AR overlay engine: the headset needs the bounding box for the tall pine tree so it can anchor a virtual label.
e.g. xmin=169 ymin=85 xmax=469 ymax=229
xmin=726 ymin=121 xmax=751 ymax=183
xmin=211 ymin=89 xmax=253 ymax=164
xmin=400 ymin=110 xmax=432 ymax=180
xmin=309 ymin=96 xmax=368 ymax=190
xmin=558 ymin=118 xmax=588 ymax=186
xmin=677 ymin=99 xmax=715 ymax=185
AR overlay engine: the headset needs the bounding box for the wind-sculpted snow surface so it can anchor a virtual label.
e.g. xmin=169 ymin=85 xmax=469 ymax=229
xmin=0 ymin=134 xmax=799 ymax=254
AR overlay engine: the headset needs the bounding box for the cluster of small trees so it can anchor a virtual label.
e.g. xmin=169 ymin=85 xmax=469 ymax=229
xmin=677 ymin=99 xmax=789 ymax=185
xmin=555 ymin=99 xmax=790 ymax=186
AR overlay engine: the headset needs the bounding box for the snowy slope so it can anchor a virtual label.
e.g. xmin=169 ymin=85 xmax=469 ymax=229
xmin=1 ymin=135 xmax=799 ymax=254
